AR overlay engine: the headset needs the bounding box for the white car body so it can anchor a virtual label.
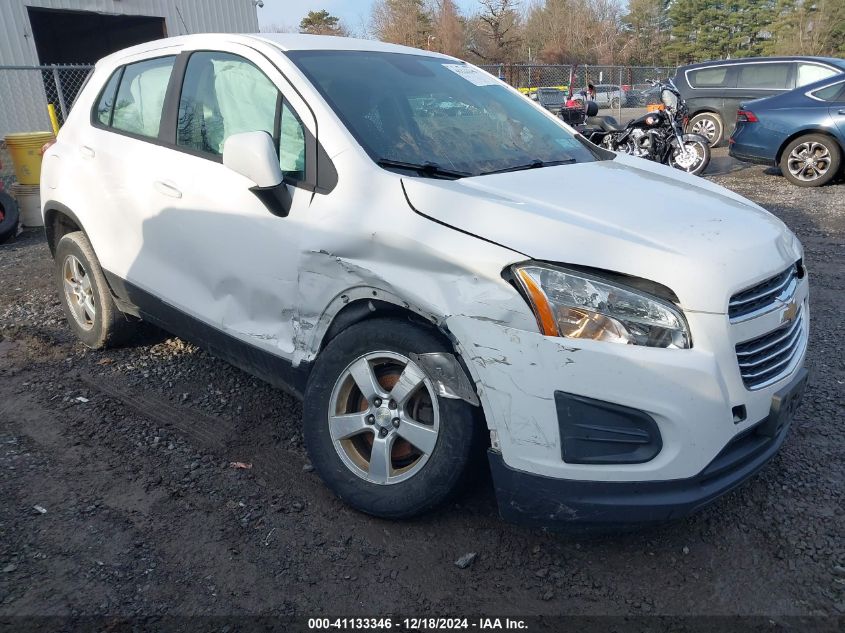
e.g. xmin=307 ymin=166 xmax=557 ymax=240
xmin=42 ymin=34 xmax=809 ymax=526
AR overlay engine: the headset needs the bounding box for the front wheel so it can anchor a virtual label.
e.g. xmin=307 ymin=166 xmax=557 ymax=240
xmin=669 ymin=134 xmax=711 ymax=175
xmin=303 ymin=317 xmax=479 ymax=519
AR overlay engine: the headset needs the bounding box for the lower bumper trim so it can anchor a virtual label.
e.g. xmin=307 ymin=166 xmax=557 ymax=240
xmin=488 ymin=411 xmax=792 ymax=529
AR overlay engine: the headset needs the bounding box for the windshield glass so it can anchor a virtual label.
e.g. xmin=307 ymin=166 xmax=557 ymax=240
xmin=537 ymin=89 xmax=566 ymax=107
xmin=287 ymin=51 xmax=598 ymax=177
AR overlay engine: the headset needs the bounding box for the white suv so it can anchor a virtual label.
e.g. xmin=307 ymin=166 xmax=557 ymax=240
xmin=42 ymin=34 xmax=809 ymax=527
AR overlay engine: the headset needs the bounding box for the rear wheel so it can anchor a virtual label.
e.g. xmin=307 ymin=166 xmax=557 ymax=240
xmin=688 ymin=112 xmax=723 ymax=147
xmin=55 ymin=231 xmax=135 ymax=348
xmin=611 ymin=97 xmax=620 ymax=109
xmin=303 ymin=317 xmax=478 ymax=518
xmin=779 ymin=134 xmax=841 ymax=187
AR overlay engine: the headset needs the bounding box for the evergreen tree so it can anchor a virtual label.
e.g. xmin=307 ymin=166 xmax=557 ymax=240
xmin=299 ymin=10 xmax=348 ymax=36
xmin=765 ymin=0 xmax=845 ymax=56
xmin=667 ymin=0 xmax=777 ymax=63
xmin=622 ymin=0 xmax=671 ymax=65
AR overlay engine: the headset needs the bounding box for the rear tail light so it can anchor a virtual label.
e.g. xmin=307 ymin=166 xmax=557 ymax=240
xmin=736 ymin=110 xmax=758 ymax=123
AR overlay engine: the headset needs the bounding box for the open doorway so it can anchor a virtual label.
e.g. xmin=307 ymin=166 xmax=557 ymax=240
xmin=26 ymin=7 xmax=167 ymax=123
xmin=27 ymin=7 xmax=167 ymax=65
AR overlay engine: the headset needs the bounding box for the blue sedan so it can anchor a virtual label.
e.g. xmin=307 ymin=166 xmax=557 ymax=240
xmin=729 ymin=73 xmax=845 ymax=186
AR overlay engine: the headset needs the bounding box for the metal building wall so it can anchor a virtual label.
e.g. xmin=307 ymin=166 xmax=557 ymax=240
xmin=0 ymin=0 xmax=260 ymax=136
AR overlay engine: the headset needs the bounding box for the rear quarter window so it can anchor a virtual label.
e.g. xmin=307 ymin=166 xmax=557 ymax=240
xmin=94 ymin=70 xmax=122 ymax=126
xmin=688 ymin=67 xmax=734 ymax=88
xmin=797 ymin=63 xmax=838 ymax=87
xmin=811 ymin=81 xmax=845 ymax=102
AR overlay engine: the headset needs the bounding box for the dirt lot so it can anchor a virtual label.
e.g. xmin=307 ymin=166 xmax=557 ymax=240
xmin=1 ymin=156 xmax=843 ymax=625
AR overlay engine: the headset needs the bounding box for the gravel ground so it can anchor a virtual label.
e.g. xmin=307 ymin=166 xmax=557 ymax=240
xmin=0 ymin=158 xmax=843 ymax=624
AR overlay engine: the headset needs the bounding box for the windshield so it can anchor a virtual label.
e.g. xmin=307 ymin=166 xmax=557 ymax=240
xmin=537 ymin=89 xmax=566 ymax=107
xmin=288 ymin=50 xmax=598 ymax=177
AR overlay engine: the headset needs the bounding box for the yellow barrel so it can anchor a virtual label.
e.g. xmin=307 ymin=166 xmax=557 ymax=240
xmin=5 ymin=132 xmax=55 ymax=185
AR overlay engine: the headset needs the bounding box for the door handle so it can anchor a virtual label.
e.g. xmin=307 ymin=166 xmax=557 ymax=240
xmin=80 ymin=145 xmax=95 ymax=158
xmin=154 ymin=180 xmax=182 ymax=199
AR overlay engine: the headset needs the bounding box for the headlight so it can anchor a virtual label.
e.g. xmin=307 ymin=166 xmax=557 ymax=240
xmin=513 ymin=263 xmax=690 ymax=349
xmin=661 ymin=88 xmax=678 ymax=109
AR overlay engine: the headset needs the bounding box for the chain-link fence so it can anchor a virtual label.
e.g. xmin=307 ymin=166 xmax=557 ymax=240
xmin=479 ymin=63 xmax=677 ymax=121
xmin=0 ymin=65 xmax=94 ymax=135
xmin=0 ymin=64 xmax=93 ymax=191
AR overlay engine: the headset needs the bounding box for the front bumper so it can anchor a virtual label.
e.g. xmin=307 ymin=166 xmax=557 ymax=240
xmin=488 ymin=367 xmax=807 ymax=527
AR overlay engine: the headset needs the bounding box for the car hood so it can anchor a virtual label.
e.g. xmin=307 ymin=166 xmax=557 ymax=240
xmin=402 ymin=155 xmax=801 ymax=313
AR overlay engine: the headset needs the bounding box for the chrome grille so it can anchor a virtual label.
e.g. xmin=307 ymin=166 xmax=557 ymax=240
xmin=729 ymin=263 xmax=800 ymax=321
xmin=735 ymin=306 xmax=805 ymax=390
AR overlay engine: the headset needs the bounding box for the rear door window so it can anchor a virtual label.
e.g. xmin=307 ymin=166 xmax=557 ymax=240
xmin=111 ymin=57 xmax=176 ymax=138
xmin=797 ymin=63 xmax=839 ymax=87
xmin=737 ymin=63 xmax=791 ymax=90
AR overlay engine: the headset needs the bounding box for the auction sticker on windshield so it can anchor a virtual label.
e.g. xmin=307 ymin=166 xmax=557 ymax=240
xmin=443 ymin=63 xmax=499 ymax=86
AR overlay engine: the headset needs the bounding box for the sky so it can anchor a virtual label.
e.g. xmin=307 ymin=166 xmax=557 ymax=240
xmin=257 ymin=0 xmax=480 ymax=36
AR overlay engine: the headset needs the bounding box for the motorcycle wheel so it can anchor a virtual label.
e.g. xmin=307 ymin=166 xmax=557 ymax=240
xmin=669 ymin=134 xmax=710 ymax=176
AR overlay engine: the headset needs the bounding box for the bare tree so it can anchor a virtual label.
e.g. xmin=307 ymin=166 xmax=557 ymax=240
xmin=525 ymin=0 xmax=624 ymax=64
xmin=466 ymin=0 xmax=523 ymax=62
xmin=371 ymin=0 xmax=432 ymax=48
xmin=433 ymin=0 xmax=466 ymax=56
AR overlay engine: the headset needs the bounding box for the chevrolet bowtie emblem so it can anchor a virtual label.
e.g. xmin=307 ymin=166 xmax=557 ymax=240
xmin=781 ymin=299 xmax=799 ymax=324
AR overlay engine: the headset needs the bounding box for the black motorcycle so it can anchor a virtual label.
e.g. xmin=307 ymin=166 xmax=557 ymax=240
xmin=573 ymin=82 xmax=711 ymax=176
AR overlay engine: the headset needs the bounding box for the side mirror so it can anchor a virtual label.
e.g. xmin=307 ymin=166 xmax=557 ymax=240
xmin=223 ymin=131 xmax=283 ymax=188
xmin=223 ymin=131 xmax=291 ymax=217
xmin=585 ymin=101 xmax=599 ymax=117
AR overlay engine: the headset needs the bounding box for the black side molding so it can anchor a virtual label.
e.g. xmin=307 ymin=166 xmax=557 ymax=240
xmin=103 ymin=271 xmax=310 ymax=398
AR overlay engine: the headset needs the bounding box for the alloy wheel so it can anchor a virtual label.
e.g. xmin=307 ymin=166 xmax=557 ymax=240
xmin=691 ymin=117 xmax=717 ymax=142
xmin=62 ymin=254 xmax=96 ymax=330
xmin=786 ymin=142 xmax=831 ymax=182
xmin=328 ymin=351 xmax=439 ymax=485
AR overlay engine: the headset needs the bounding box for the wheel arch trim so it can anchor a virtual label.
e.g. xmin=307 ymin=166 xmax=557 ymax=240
xmin=306 ymin=290 xmax=480 ymax=407
xmin=43 ymin=200 xmax=85 ymax=256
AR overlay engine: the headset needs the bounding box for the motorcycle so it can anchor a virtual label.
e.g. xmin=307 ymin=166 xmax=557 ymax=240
xmin=573 ymin=81 xmax=711 ymax=176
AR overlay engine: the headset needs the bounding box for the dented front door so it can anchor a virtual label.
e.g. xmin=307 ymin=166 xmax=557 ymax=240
xmin=125 ymin=45 xmax=316 ymax=360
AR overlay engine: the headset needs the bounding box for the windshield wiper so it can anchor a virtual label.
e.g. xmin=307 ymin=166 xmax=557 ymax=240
xmin=376 ymin=158 xmax=470 ymax=179
xmin=479 ymin=158 xmax=577 ymax=176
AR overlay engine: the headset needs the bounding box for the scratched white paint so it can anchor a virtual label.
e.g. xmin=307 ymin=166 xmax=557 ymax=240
xmin=42 ymin=33 xmax=809 ymax=484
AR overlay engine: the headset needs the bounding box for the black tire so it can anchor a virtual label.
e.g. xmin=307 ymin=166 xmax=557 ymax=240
xmin=0 ymin=191 xmax=19 ymax=245
xmin=611 ymin=97 xmax=620 ymax=109
xmin=303 ymin=317 xmax=478 ymax=519
xmin=688 ymin=112 xmax=723 ymax=147
xmin=779 ymin=134 xmax=842 ymax=188
xmin=55 ymin=231 xmax=135 ymax=349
